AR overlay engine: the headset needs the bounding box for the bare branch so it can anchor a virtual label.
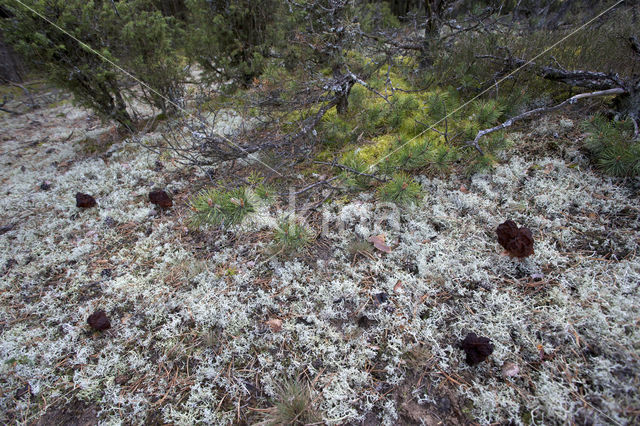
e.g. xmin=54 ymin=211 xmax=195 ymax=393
xmin=630 ymin=36 xmax=640 ymax=57
xmin=285 ymin=175 xmax=341 ymax=196
xmin=0 ymin=95 xmax=20 ymax=115
xmin=476 ymin=54 xmax=624 ymax=90
xmin=466 ymin=88 xmax=627 ymax=154
xmin=314 ymin=160 xmax=387 ymax=182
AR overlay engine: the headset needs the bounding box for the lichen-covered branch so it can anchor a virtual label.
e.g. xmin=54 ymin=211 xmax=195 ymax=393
xmin=466 ymin=88 xmax=627 ymax=154
xmin=476 ymin=54 xmax=629 ymax=90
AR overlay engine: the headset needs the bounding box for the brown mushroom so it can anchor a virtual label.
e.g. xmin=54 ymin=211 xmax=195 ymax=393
xmin=461 ymin=332 xmax=494 ymax=365
xmin=87 ymin=310 xmax=111 ymax=331
xmin=496 ymin=220 xmax=534 ymax=258
xmin=76 ymin=192 xmax=97 ymax=208
xmin=149 ymin=190 xmax=173 ymax=209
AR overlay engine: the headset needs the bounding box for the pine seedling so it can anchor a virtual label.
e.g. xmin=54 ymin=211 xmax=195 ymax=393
xmin=473 ymin=99 xmax=505 ymax=128
xmin=341 ymin=151 xmax=373 ymax=189
xmin=189 ymin=186 xmax=255 ymax=229
xmin=582 ymin=115 xmax=639 ymax=176
xmin=272 ymin=217 xmax=313 ymax=255
xmin=248 ymin=171 xmax=276 ymax=202
xmin=428 ymin=145 xmax=458 ymax=174
xmin=378 ymin=173 xmax=422 ymax=205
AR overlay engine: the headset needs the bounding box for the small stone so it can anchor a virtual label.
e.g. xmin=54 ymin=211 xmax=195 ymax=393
xmin=76 ymin=192 xmax=97 ymax=208
xmin=149 ymin=190 xmax=172 ymax=208
xmin=87 ymin=310 xmax=111 ymax=331
xmin=266 ymin=318 xmax=282 ymax=332
xmin=502 ymin=362 xmax=520 ymax=378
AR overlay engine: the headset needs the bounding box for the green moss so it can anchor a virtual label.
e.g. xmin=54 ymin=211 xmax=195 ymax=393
xmin=352 ymin=134 xmax=396 ymax=165
xmin=347 ymin=84 xmax=367 ymax=112
xmin=78 ymin=136 xmax=114 ymax=155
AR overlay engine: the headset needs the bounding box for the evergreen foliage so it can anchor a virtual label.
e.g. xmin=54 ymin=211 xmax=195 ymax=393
xmin=341 ymin=150 xmax=373 ymax=189
xmin=189 ymin=186 xmax=256 ymax=229
xmin=582 ymin=115 xmax=640 ymax=177
xmin=378 ymin=173 xmax=422 ymax=205
xmin=184 ymin=0 xmax=286 ymax=85
xmin=272 ymin=218 xmax=313 ymax=255
xmin=116 ymin=3 xmax=185 ymax=113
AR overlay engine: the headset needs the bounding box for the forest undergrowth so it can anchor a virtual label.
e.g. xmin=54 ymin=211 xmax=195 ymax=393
xmin=1 ymin=1 xmax=639 ymax=424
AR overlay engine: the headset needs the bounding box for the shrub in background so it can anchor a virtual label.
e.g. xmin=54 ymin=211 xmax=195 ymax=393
xmin=2 ymin=0 xmax=184 ymax=125
xmin=184 ymin=0 xmax=286 ymax=86
xmin=116 ymin=2 xmax=185 ymax=114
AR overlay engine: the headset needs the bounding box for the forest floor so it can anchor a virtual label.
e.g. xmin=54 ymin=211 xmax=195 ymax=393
xmin=1 ymin=85 xmax=639 ymax=425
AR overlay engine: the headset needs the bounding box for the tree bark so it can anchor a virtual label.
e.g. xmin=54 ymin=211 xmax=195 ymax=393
xmin=0 ymin=30 xmax=24 ymax=83
xmin=421 ymin=0 xmax=446 ymax=67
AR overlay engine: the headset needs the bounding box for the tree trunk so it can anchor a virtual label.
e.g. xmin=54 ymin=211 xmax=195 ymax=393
xmin=0 ymin=30 xmax=24 ymax=83
xmin=421 ymin=0 xmax=445 ymax=67
xmin=333 ymin=66 xmax=354 ymax=116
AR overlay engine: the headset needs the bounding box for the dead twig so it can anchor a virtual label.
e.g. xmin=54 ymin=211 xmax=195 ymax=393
xmin=0 ymin=95 xmax=20 ymax=115
xmin=313 ymin=160 xmax=387 ymax=182
xmin=630 ymin=36 xmax=640 ymax=57
xmin=466 ymin=88 xmax=627 ymax=154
